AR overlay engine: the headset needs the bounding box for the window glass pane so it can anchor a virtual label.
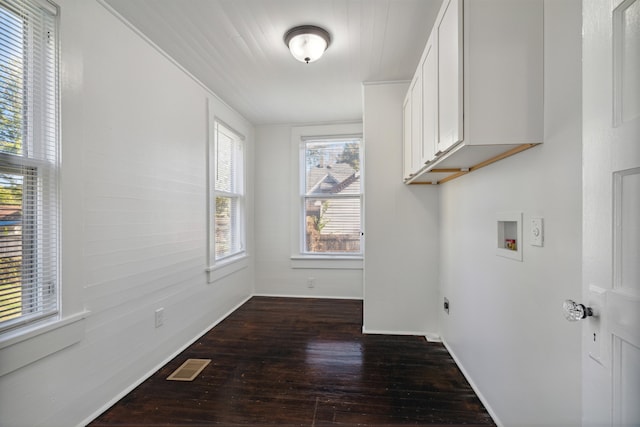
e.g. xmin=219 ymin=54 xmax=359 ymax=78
xmin=303 ymin=138 xmax=362 ymax=254
xmin=0 ymin=172 xmax=22 ymax=322
xmin=305 ymin=140 xmax=360 ymax=196
xmin=215 ymin=196 xmax=241 ymax=259
xmin=304 ymin=196 xmax=361 ymax=253
xmin=212 ymin=121 xmax=244 ymax=264
xmin=0 ymin=4 xmax=24 ymax=156
xmin=215 ymin=129 xmax=233 ymax=193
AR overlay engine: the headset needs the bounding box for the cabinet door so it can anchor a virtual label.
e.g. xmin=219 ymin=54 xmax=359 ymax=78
xmin=421 ymin=34 xmax=437 ymax=164
xmin=410 ymin=74 xmax=423 ymax=173
xmin=402 ymin=94 xmax=412 ymax=180
xmin=436 ymin=0 xmax=463 ymax=155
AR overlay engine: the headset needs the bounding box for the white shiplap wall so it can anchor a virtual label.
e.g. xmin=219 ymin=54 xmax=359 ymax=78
xmin=0 ymin=0 xmax=254 ymax=426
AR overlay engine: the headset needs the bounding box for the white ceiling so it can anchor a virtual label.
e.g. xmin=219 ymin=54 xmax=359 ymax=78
xmin=104 ymin=0 xmax=442 ymax=126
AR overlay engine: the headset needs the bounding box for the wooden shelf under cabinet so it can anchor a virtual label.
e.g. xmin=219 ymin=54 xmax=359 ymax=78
xmin=405 ymin=142 xmax=540 ymax=185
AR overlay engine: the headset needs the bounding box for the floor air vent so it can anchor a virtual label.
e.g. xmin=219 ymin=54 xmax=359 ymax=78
xmin=166 ymin=359 xmax=211 ymax=382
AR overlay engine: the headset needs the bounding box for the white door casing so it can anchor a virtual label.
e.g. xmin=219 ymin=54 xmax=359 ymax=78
xmin=583 ymin=0 xmax=640 ymax=426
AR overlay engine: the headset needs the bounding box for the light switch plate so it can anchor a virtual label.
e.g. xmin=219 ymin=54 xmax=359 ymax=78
xmin=530 ymin=217 xmax=544 ymax=246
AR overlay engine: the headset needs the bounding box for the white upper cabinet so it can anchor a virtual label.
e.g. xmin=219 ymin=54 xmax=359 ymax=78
xmin=402 ymin=93 xmax=413 ymax=181
xmin=436 ymin=0 xmax=463 ymax=156
xmin=402 ymin=30 xmax=437 ymax=180
xmin=421 ymin=32 xmax=438 ymax=165
xmin=403 ymin=0 xmax=543 ymax=184
xmin=410 ymin=72 xmax=423 ymax=173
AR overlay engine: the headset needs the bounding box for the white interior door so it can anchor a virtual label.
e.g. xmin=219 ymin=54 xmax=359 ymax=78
xmin=583 ymin=0 xmax=640 ymax=425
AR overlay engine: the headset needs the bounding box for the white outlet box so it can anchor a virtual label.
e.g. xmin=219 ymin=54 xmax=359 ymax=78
xmin=155 ymin=307 xmax=164 ymax=328
xmin=531 ymin=217 xmax=544 ymax=247
xmin=307 ymin=277 xmax=315 ymax=288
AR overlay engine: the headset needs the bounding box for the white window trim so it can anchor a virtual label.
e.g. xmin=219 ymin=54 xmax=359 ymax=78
xmin=290 ymin=123 xmax=364 ymax=270
xmin=206 ymin=255 xmax=249 ymax=282
xmin=0 ymin=310 xmax=89 ymax=376
xmin=290 ymin=255 xmax=363 ymax=270
xmin=206 ymin=111 xmax=247 ymax=282
xmin=0 ymin=0 xmax=89 ymax=376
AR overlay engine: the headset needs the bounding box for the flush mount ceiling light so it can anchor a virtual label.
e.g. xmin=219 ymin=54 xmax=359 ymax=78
xmin=284 ymin=25 xmax=331 ymax=64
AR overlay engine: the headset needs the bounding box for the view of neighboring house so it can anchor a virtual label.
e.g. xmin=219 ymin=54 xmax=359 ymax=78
xmin=0 ymin=205 xmax=21 ymax=256
xmin=0 ymin=204 xmax=22 ymax=322
xmin=305 ymin=162 xmax=361 ymax=253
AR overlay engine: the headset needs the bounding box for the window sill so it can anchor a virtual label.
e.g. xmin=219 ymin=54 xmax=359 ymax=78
xmin=290 ymin=255 xmax=363 ymax=270
xmin=0 ymin=310 xmax=89 ymax=377
xmin=206 ymin=254 xmax=249 ymax=283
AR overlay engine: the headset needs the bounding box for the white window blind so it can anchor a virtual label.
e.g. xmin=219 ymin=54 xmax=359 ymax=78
xmin=0 ymin=0 xmax=59 ymax=333
xmin=302 ymin=138 xmax=362 ymax=254
xmin=212 ymin=121 xmax=244 ymax=262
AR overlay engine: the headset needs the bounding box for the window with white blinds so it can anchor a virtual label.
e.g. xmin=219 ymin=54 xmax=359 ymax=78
xmin=0 ymin=0 xmax=59 ymax=333
xmin=301 ymin=138 xmax=362 ymax=255
xmin=212 ymin=121 xmax=244 ymax=262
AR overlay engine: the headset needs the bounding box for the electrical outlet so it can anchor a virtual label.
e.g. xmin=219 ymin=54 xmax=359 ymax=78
xmin=307 ymin=277 xmax=315 ymax=288
xmin=443 ymin=298 xmax=450 ymax=314
xmin=155 ymin=307 xmax=164 ymax=328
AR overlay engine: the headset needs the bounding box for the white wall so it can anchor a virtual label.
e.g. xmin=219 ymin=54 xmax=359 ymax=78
xmin=362 ymin=82 xmax=440 ymax=336
xmin=254 ymin=124 xmax=363 ymax=299
xmin=438 ymin=1 xmax=582 ymax=426
xmin=0 ymin=1 xmax=254 ymax=426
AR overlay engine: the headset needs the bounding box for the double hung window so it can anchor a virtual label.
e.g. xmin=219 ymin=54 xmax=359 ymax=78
xmin=211 ymin=121 xmax=244 ymax=263
xmin=0 ymin=0 xmax=59 ymax=333
xmin=301 ymin=137 xmax=362 ymax=255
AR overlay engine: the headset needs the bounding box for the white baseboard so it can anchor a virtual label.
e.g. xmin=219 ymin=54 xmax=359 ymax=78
xmin=252 ymin=292 xmax=363 ymax=300
xmin=425 ymin=333 xmax=442 ymax=342
xmin=78 ymin=295 xmax=252 ymax=427
xmin=362 ymin=327 xmax=436 ymax=337
xmin=441 ymin=338 xmax=503 ymax=427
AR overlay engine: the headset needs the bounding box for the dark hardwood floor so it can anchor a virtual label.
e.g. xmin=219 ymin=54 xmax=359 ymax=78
xmin=90 ymin=297 xmax=495 ymax=426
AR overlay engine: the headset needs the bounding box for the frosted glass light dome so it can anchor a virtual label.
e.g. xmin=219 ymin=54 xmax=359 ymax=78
xmin=284 ymin=25 xmax=331 ymax=64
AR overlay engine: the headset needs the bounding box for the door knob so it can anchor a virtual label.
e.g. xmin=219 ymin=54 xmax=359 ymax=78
xmin=563 ymin=299 xmax=594 ymax=321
